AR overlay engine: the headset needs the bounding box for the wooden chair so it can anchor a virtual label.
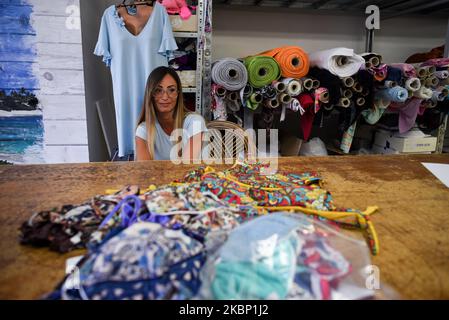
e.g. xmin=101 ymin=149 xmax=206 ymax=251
xmin=205 ymin=120 xmax=257 ymax=163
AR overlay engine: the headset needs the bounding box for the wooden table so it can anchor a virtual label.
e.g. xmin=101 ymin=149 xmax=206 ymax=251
xmin=1 ymin=154 xmax=448 ymax=299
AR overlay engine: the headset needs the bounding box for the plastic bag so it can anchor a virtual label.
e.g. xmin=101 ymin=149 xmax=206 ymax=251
xmin=299 ymin=137 xmax=328 ymax=156
xmin=196 ymin=213 xmax=378 ymax=300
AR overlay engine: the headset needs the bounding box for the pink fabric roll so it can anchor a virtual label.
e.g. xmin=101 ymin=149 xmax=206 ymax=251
xmin=419 ymin=58 xmax=449 ymax=68
xmin=390 ymin=98 xmax=423 ymax=133
xmin=389 ymin=63 xmax=417 ymax=78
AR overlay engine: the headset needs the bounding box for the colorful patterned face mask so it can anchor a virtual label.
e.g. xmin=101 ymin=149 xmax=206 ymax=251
xmin=58 ymin=222 xmax=206 ymax=300
xmin=177 ymin=162 xmax=379 ymax=255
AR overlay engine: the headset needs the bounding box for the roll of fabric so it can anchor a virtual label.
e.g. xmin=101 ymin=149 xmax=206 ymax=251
xmin=265 ymin=98 xmax=280 ymax=109
xmin=424 ymin=76 xmax=439 ymax=87
xmin=342 ymin=76 xmax=355 ymax=87
xmin=431 ymin=87 xmax=449 ymax=103
xmin=361 ymin=98 xmax=389 ymax=125
xmin=240 ymin=83 xmax=253 ymax=108
xmin=376 ymin=86 xmax=408 ymax=103
xmin=307 ymin=67 xmax=342 ymax=106
xmin=259 ymin=46 xmax=310 ymax=78
xmin=300 ymin=77 xmax=313 ymax=91
xmin=413 ymin=86 xmax=433 ymax=99
xmin=356 ymin=69 xmax=375 ymax=108
xmin=244 ymin=56 xmax=281 ymax=88
xmin=342 ymin=88 xmax=353 ymax=99
xmin=419 ymin=58 xmax=449 ymax=68
xmin=390 ymin=98 xmax=423 ymax=133
xmin=435 ymin=70 xmax=449 ymax=79
xmin=246 ymin=92 xmax=263 ymax=110
xmin=287 ymin=98 xmax=302 ymax=112
xmin=260 ymin=85 xmax=277 ymax=99
xmin=352 ymin=82 xmax=363 ymax=93
xmin=212 ymin=58 xmax=248 ymax=91
xmin=272 ymin=80 xmax=286 ymax=92
xmin=385 ymin=66 xmax=403 ymax=84
xmin=416 ymin=67 xmax=428 ymax=78
xmin=312 ymin=79 xmax=320 ymax=89
xmin=404 ymin=77 xmax=421 ymax=92
xmin=340 ymin=121 xmax=357 ymax=154
xmin=312 ymin=87 xmax=329 ymax=114
xmin=370 ymin=64 xmax=388 ymax=81
xmin=416 ymin=66 xmax=436 ymax=78
xmin=316 ymin=87 xmax=329 ymax=103
xmin=309 ymin=47 xmax=364 ymax=78
xmin=379 ymin=80 xmax=397 ymax=89
xmin=362 ymin=88 xmax=370 ymax=97
xmin=215 ymin=86 xmax=227 ymax=97
xmin=282 ymin=78 xmax=302 ymax=96
xmin=212 ymin=84 xmax=227 ymax=121
xmin=226 ymin=91 xmax=241 ymax=112
xmin=278 ymin=93 xmax=292 ymax=104
xmin=389 ymin=63 xmax=417 ymax=78
xmin=243 ymin=83 xmax=253 ymax=97
xmin=356 ymin=97 xmax=365 ymax=106
xmin=361 ymin=53 xmax=382 ymax=67
xmin=336 ymin=97 xmax=351 ymax=108
xmin=298 ymin=93 xmax=315 ymax=141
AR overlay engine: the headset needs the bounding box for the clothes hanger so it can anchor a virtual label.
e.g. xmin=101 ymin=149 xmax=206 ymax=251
xmin=116 ymin=1 xmax=154 ymax=17
xmin=115 ymin=0 xmax=155 ymax=9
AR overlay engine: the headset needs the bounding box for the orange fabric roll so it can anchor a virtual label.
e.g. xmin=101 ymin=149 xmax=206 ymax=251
xmin=259 ymin=46 xmax=310 ymax=78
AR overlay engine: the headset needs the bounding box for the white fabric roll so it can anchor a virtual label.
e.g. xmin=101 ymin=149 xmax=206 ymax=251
xmin=282 ymin=78 xmax=302 ymax=96
xmin=309 ymin=47 xmax=364 ymax=78
xmin=413 ymin=86 xmax=433 ymax=99
xmin=404 ymin=77 xmax=421 ymax=92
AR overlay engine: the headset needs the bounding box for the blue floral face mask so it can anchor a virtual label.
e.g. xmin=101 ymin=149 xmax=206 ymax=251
xmin=60 ymin=222 xmax=206 ymax=300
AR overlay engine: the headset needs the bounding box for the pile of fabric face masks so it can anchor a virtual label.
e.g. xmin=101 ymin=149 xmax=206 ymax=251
xmin=20 ymin=162 xmax=381 ymax=300
xmin=197 ymin=213 xmax=373 ymax=300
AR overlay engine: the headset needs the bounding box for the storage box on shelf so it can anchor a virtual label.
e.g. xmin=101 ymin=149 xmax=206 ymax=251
xmin=373 ymin=128 xmax=437 ymax=154
xmin=170 ymin=14 xmax=198 ymax=32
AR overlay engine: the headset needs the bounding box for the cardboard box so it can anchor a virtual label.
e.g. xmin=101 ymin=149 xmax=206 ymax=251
xmin=170 ymin=14 xmax=197 ymax=32
xmin=374 ymin=129 xmax=437 ymax=153
xmin=177 ymin=70 xmax=196 ymax=88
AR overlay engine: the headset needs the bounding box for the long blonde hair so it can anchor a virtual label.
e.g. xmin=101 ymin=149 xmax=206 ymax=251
xmin=136 ymin=66 xmax=186 ymax=160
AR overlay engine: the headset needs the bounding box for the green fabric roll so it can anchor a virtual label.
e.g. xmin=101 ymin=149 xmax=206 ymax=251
xmin=244 ymin=56 xmax=281 ymax=88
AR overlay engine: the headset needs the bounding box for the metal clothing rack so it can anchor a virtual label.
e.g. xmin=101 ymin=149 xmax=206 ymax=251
xmin=174 ymin=0 xmax=212 ymax=120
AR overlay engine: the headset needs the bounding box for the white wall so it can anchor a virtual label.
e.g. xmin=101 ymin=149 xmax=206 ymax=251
xmin=212 ymin=6 xmax=447 ymax=63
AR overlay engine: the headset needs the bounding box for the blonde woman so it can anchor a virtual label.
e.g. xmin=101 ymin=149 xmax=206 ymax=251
xmin=135 ymin=66 xmax=207 ymax=161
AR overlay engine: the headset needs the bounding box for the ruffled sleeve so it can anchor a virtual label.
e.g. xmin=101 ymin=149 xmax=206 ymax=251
xmin=94 ymin=11 xmax=112 ymax=67
xmin=158 ymin=5 xmax=178 ymax=61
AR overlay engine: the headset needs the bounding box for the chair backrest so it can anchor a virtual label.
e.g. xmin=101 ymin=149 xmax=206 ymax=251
xmin=205 ymin=120 xmax=257 ymax=162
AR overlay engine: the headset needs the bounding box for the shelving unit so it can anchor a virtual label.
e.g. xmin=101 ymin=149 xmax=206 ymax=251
xmin=172 ymin=0 xmax=212 ymax=119
xmin=215 ymin=0 xmax=449 ymax=154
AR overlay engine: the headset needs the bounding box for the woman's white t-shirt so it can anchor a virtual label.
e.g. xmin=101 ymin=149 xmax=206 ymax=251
xmin=135 ymin=113 xmax=207 ymax=160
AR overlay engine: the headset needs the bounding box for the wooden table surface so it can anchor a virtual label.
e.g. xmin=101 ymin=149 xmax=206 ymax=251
xmin=1 ymin=154 xmax=449 ymax=299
